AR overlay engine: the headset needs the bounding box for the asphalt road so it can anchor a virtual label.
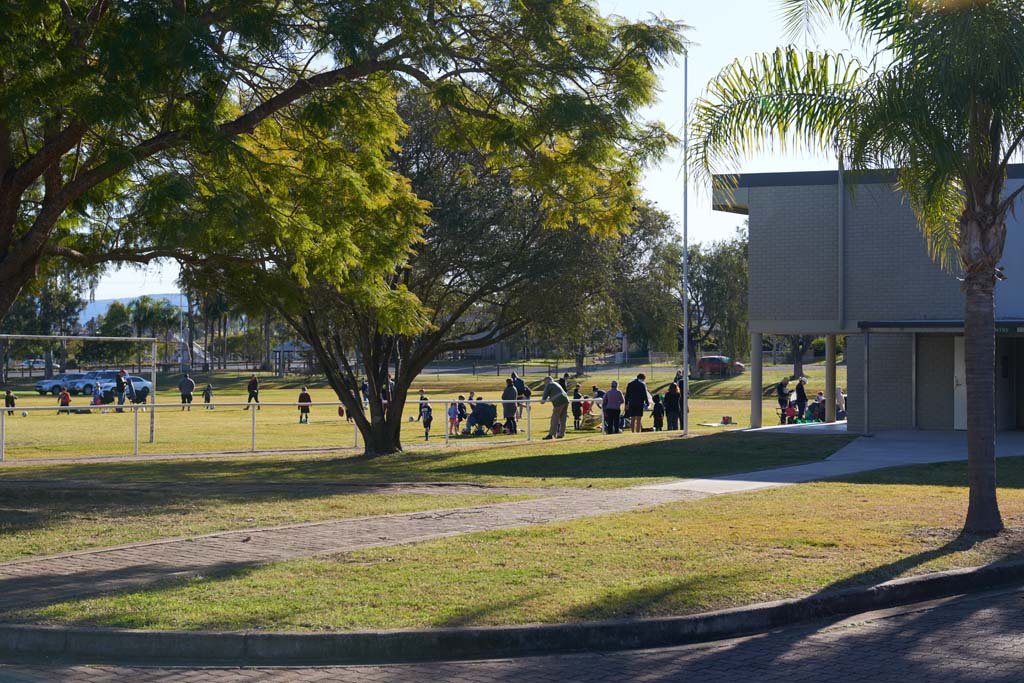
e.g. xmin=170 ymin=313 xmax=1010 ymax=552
xmin=3 ymin=586 xmax=1023 ymax=682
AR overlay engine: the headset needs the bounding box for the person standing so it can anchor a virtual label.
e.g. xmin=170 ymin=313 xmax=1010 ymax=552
xmin=178 ymin=373 xmax=196 ymax=411
xmin=4 ymin=389 xmax=16 ymax=416
xmin=795 ymin=377 xmax=809 ymax=420
xmin=57 ymin=386 xmax=71 ymax=414
xmin=602 ymin=380 xmax=624 ymax=434
xmin=624 ymin=373 xmax=649 ymax=433
xmin=539 ymin=375 xmax=569 ymax=440
xmin=652 ymin=395 xmax=665 ymax=431
xmin=419 ymin=397 xmax=433 ymax=441
xmin=836 ymin=387 xmax=847 ymax=419
xmin=571 ymin=385 xmax=583 ymax=430
xmin=297 ymin=386 xmax=312 ymax=424
xmin=557 ymin=373 xmax=570 ymax=392
xmin=501 ymin=378 xmax=519 ymax=434
xmin=415 ymin=388 xmax=427 ymax=421
xmin=776 ymin=378 xmax=791 ymax=425
xmin=447 ymin=401 xmax=460 ymax=437
xmin=202 ymin=383 xmax=214 ymax=409
xmin=115 ymin=369 xmax=128 ymax=413
xmin=664 ymin=382 xmax=682 ymax=431
xmin=511 ymin=371 xmax=528 ymax=419
xmin=245 ymin=375 xmax=260 ymax=410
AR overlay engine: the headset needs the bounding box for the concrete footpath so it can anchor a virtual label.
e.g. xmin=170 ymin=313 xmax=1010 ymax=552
xmin=643 ymin=430 xmax=1024 ymax=494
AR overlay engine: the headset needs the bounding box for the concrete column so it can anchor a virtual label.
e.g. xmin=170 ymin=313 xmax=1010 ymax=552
xmin=825 ymin=335 xmax=837 ymax=423
xmin=750 ymin=332 xmax=763 ymax=429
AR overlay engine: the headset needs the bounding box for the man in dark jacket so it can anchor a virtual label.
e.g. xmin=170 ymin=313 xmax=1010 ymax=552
xmin=776 ymin=378 xmax=791 ymax=424
xmin=501 ymin=378 xmax=519 ymax=434
xmin=624 ymin=373 xmax=650 ymax=433
xmin=178 ymin=373 xmax=196 ymax=411
xmin=245 ymin=375 xmax=260 ymax=410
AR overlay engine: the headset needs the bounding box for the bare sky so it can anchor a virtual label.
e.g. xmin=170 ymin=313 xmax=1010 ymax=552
xmin=94 ymin=0 xmax=858 ymax=299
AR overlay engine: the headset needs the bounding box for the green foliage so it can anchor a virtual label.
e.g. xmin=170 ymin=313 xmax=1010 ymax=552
xmin=687 ymin=226 xmax=749 ymax=360
xmin=0 ymin=0 xmax=688 ymax=326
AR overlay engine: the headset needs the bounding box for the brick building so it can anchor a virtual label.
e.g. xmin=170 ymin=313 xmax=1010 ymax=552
xmin=714 ymin=168 xmax=1024 ymax=433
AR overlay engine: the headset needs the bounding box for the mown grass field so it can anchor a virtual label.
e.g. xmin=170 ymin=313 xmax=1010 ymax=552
xmin=15 ymin=456 xmax=1022 ymax=632
xmin=0 ymin=366 xmax=846 ymax=460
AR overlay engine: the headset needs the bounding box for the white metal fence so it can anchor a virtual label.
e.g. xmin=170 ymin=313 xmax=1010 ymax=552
xmin=0 ymin=397 xmax=627 ymax=462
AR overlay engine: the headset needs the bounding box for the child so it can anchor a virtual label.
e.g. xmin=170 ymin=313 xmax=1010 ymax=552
xmin=456 ymin=395 xmax=467 ymax=432
xmin=4 ymin=389 xmax=16 ymax=416
xmin=297 ymin=386 xmax=312 ymax=424
xmin=571 ymin=385 xmax=583 ymax=430
xmin=92 ymin=384 xmax=103 ymax=406
xmin=652 ymin=394 xmax=665 ymax=432
xmin=447 ymin=401 xmax=459 ymax=437
xmin=581 ymin=395 xmax=592 ymax=416
xmin=420 ymin=398 xmax=433 ymax=441
xmin=57 ymin=386 xmax=71 ymax=414
xmin=203 ymin=384 xmax=214 ymax=409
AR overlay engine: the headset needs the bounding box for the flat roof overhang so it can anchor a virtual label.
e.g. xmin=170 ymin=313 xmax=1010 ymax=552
xmin=858 ymin=320 xmax=1024 ymax=334
xmin=711 ymin=165 xmax=1024 ymax=214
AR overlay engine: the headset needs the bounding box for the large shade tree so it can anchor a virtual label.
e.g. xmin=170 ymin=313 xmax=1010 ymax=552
xmin=691 ymin=0 xmax=1024 ymax=533
xmin=0 ymin=1 xmax=684 ymax=325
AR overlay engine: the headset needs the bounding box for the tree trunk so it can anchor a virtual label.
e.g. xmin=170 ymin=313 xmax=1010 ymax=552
xmin=575 ymin=345 xmax=585 ymax=376
xmin=963 ymin=274 xmax=1003 ymax=533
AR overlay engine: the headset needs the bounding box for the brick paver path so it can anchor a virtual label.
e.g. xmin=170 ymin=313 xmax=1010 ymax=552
xmin=2 ymin=587 xmax=1021 ymax=681
xmin=0 ymin=487 xmax=703 ymax=613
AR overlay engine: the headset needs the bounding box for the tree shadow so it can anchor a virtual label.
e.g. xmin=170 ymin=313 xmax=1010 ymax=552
xmin=442 ymin=432 xmax=854 ymax=482
xmin=826 ymin=456 xmax=1024 ymax=489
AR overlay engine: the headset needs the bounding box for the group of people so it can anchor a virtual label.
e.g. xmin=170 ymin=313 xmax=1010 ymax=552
xmin=775 ymin=377 xmax=847 ymax=424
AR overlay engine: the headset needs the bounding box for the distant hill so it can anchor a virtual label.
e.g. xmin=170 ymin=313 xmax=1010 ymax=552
xmin=79 ymin=293 xmax=185 ymax=324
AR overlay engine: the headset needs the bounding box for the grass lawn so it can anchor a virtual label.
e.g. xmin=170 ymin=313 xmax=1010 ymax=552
xmin=17 ymin=456 xmax=1024 ymax=632
xmin=0 ymin=431 xmax=854 ymax=489
xmin=0 ymin=488 xmax=528 ymax=563
xmin=1 ymin=366 xmax=843 ymax=460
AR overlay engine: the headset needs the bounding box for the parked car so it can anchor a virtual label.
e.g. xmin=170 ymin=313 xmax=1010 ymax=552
xmin=694 ymin=355 xmax=734 ymax=379
xmin=99 ymin=376 xmax=152 ymax=404
xmin=35 ymin=372 xmax=87 ymax=395
xmin=20 ymin=359 xmax=46 ymax=369
xmin=69 ymin=370 xmax=120 ymax=396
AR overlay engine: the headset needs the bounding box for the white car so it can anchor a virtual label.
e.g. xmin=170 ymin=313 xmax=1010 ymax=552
xmin=20 ymin=359 xmax=46 ymax=369
xmin=98 ymin=376 xmax=153 ymax=403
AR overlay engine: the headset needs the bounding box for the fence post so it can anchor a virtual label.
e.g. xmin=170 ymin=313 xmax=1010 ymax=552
xmin=526 ymin=401 xmax=532 ymax=441
xmin=149 ymin=340 xmax=156 ymax=443
xmin=133 ymin=405 xmax=139 ymax=456
xmin=250 ymin=403 xmax=256 ymax=452
xmin=444 ymin=401 xmax=450 ymax=447
xmin=1 ymin=405 xmax=5 ymax=462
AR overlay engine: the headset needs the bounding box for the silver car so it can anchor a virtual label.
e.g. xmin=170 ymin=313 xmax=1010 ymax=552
xmin=35 ymin=372 xmax=86 ymax=395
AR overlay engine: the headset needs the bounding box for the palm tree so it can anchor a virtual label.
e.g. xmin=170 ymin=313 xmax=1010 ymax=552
xmin=691 ymin=0 xmax=1024 ymax=533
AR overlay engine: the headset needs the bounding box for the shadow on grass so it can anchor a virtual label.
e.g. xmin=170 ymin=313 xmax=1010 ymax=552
xmin=441 ymin=432 xmax=855 ymax=482
xmin=827 ymin=456 xmax=1024 ymax=490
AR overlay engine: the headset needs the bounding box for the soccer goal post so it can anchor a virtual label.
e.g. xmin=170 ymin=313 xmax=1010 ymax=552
xmin=0 ymin=333 xmax=159 ymax=443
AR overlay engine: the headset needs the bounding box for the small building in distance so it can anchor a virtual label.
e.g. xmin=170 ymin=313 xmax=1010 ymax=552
xmin=714 ymin=167 xmax=1024 ymax=433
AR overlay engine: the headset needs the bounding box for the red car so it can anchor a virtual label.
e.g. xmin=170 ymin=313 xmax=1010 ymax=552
xmin=694 ymin=356 xmax=744 ymax=379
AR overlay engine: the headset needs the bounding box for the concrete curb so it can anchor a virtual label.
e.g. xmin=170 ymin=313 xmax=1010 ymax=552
xmin=3 ymin=559 xmax=1024 ymax=665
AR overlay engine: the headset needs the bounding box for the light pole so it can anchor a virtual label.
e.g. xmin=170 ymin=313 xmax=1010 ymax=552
xmin=682 ymin=49 xmax=690 ymax=436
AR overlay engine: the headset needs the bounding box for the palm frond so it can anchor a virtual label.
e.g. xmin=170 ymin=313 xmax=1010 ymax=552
xmin=689 ymin=47 xmax=866 ymax=190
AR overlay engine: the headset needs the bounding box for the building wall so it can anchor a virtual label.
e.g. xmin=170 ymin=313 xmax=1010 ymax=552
xmin=746 ymin=177 xmax=966 ymax=333
xmin=998 ymin=179 xmax=1024 ymax=319
xmin=843 ymin=184 xmax=963 ymax=324
xmin=916 ymin=335 xmax=954 ymax=431
xmin=845 ymin=333 xmax=914 ymax=433
xmin=747 ymin=184 xmax=838 ymax=328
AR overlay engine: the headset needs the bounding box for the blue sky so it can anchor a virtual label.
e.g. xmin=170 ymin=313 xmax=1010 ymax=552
xmin=94 ymin=0 xmax=857 ymax=299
